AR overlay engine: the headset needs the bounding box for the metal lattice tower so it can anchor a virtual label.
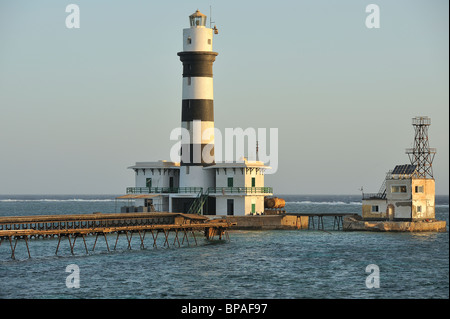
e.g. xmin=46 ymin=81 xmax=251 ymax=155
xmin=405 ymin=116 xmax=436 ymax=178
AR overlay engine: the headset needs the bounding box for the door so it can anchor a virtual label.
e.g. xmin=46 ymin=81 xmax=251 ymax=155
xmin=227 ymin=199 xmax=234 ymax=216
xmin=387 ymin=204 xmax=395 ymax=221
xmin=251 ymin=203 xmax=256 ymax=214
xmin=183 ymin=202 xmax=191 ymax=214
xmin=251 ymin=177 xmax=256 ymax=187
xmin=169 ymin=177 xmax=174 ymax=189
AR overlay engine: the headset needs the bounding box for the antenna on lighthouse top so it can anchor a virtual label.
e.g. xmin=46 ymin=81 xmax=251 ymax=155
xmin=209 ymin=5 xmax=214 ymax=28
xmin=256 ymin=140 xmax=259 ymax=161
xmin=210 ymin=5 xmax=219 ymax=34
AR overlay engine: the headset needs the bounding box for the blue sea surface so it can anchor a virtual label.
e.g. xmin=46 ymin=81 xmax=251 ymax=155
xmin=0 ymin=194 xmax=448 ymax=299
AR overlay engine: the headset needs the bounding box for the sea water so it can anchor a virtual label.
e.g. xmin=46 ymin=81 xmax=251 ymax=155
xmin=0 ymin=194 xmax=448 ymax=299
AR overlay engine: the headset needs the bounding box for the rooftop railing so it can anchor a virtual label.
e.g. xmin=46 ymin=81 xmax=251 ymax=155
xmin=362 ymin=193 xmax=386 ymax=200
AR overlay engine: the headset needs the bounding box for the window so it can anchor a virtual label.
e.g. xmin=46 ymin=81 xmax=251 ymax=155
xmin=415 ymin=185 xmax=424 ymax=193
xmin=187 ymin=77 xmax=191 ymax=85
xmin=251 ymin=177 xmax=256 ymax=187
xmin=187 ymin=37 xmax=191 ymax=44
xmin=146 ymin=178 xmax=152 ymax=188
xmin=391 ymin=185 xmax=407 ymax=193
xmin=371 ymin=205 xmax=379 ymax=213
xmin=417 ymin=206 xmax=422 ymax=213
xmin=227 ymin=177 xmax=233 ymax=187
xmin=208 ymin=38 xmax=211 ymax=45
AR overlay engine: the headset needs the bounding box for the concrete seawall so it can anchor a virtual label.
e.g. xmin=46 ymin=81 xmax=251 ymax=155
xmin=207 ymin=214 xmax=447 ymax=232
xmin=212 ymin=215 xmax=308 ymax=230
xmin=343 ymin=215 xmax=447 ymax=232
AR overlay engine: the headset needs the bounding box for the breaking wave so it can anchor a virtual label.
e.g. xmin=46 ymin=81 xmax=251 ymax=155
xmin=0 ymin=199 xmax=116 ymax=202
xmin=286 ymin=201 xmax=362 ymax=206
xmin=286 ymin=201 xmax=448 ymax=208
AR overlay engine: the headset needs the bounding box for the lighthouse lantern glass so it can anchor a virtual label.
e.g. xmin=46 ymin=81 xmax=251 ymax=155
xmin=190 ymin=16 xmax=206 ymax=27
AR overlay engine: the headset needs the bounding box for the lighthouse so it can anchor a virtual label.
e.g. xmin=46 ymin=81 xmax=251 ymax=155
xmin=177 ymin=9 xmax=218 ymax=190
xmin=126 ymin=10 xmax=274 ymax=216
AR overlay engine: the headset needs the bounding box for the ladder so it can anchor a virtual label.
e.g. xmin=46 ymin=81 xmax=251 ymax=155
xmin=377 ymin=170 xmax=391 ymax=199
xmin=187 ymin=189 xmax=209 ymax=215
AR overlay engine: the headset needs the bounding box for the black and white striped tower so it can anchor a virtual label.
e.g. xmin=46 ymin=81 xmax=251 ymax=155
xmin=177 ymin=10 xmax=218 ymax=189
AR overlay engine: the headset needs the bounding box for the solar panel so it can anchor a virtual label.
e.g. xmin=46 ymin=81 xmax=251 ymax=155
xmin=392 ymin=164 xmax=417 ymax=175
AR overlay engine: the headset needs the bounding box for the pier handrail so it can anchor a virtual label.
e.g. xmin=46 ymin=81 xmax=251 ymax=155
xmin=0 ymin=212 xmax=216 ymax=234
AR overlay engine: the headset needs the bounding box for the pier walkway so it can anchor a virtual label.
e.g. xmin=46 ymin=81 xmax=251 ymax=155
xmin=0 ymin=212 xmax=233 ymax=259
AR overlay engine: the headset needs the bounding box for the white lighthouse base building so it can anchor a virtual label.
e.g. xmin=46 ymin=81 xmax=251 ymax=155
xmin=126 ymin=159 xmax=272 ymax=216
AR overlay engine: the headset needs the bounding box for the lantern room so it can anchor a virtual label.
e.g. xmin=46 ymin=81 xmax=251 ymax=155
xmin=190 ymin=9 xmax=207 ymax=27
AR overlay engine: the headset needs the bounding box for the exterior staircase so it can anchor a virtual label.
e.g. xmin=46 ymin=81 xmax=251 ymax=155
xmin=187 ymin=189 xmax=209 ymax=215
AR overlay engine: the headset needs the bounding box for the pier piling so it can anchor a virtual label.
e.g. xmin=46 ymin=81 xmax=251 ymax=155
xmin=286 ymin=213 xmax=354 ymax=231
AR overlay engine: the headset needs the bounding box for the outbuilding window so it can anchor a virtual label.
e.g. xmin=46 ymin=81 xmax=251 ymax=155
xmin=415 ymin=185 xmax=424 ymax=193
xmin=391 ymin=185 xmax=407 ymax=193
xmin=371 ymin=205 xmax=379 ymax=213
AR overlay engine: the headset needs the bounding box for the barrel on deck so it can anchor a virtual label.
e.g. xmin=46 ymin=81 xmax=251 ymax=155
xmin=264 ymin=197 xmax=286 ymax=209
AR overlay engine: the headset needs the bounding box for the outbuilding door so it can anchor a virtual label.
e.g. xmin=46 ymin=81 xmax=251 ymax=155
xmin=387 ymin=204 xmax=395 ymax=221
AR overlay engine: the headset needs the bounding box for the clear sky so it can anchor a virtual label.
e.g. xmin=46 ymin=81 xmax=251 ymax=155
xmin=0 ymin=0 xmax=448 ymax=195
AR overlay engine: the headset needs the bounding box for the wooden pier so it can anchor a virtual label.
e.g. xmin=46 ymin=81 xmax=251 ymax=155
xmin=0 ymin=212 xmax=233 ymax=259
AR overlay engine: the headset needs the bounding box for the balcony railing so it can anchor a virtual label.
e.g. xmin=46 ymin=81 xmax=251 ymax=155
xmin=126 ymin=186 xmax=273 ymax=195
xmin=126 ymin=187 xmax=203 ymax=194
xmin=362 ymin=193 xmax=386 ymax=200
xmin=208 ymin=187 xmax=273 ymax=194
